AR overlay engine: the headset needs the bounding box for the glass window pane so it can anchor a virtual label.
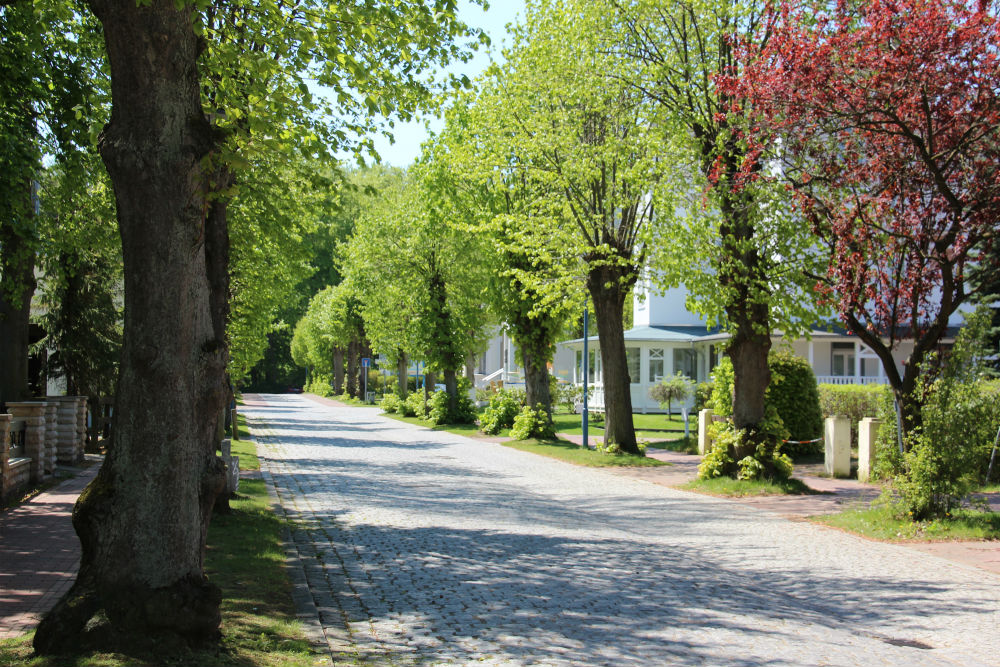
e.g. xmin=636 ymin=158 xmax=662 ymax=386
xmin=673 ymin=348 xmax=697 ymax=382
xmin=649 ymin=357 xmax=664 ymax=383
xmin=627 ymin=347 xmax=640 ymax=384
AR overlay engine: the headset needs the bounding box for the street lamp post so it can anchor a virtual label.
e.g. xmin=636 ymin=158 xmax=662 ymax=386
xmin=582 ymin=303 xmax=589 ymax=449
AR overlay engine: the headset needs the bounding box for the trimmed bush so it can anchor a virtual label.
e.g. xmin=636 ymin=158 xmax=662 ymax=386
xmin=767 ymin=351 xmax=823 ymax=456
xmin=404 ymin=391 xmax=426 ymax=419
xmin=510 ymin=404 xmax=555 ymax=441
xmin=479 ymin=388 xmax=524 ymax=434
xmin=818 ymin=383 xmax=888 ymax=447
xmin=380 ymin=393 xmax=401 ymax=414
xmin=710 ymin=352 xmax=824 ymax=457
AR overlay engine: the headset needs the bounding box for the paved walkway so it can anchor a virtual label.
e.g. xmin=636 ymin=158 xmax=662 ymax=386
xmin=246 ymin=394 xmax=1000 ymax=667
xmin=0 ymin=458 xmax=99 ymax=638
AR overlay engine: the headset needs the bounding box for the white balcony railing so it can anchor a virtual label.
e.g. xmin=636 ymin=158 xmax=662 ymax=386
xmin=815 ymin=375 xmax=888 ymax=386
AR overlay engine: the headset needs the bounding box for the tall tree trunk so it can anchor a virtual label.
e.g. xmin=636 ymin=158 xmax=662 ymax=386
xmin=346 ymin=339 xmax=358 ymax=398
xmin=332 ymin=346 xmax=345 ymax=395
xmin=588 ymin=265 xmax=638 ymax=455
xmin=522 ymin=348 xmax=552 ymax=423
xmin=35 ymin=1 xmax=227 ymax=653
xmin=443 ymin=367 xmax=458 ymax=415
xmin=424 ymin=370 xmax=435 ymax=409
xmin=396 ymin=350 xmax=408 ymax=398
xmin=718 ymin=184 xmax=772 ymax=462
xmin=0 ymin=222 xmax=35 ymax=409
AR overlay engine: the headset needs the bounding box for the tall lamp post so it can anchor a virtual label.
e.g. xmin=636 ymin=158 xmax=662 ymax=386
xmin=582 ymin=301 xmax=589 ymax=449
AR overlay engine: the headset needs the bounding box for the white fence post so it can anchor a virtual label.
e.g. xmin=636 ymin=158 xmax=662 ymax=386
xmin=698 ymin=408 xmax=714 ymax=455
xmin=857 ymin=417 xmax=880 ymax=482
xmin=824 ymin=416 xmax=851 ymax=477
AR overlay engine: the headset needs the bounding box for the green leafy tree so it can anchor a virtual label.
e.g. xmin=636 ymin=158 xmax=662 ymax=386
xmin=607 ymin=0 xmax=827 ymax=472
xmin=649 ymin=372 xmax=692 ymax=417
xmin=457 ymin=0 xmax=663 ymax=453
xmin=34 ymin=0 xmax=487 ymax=653
xmin=33 ymin=155 xmax=122 ymax=429
xmin=0 ymin=3 xmax=100 ymax=406
xmin=340 ymin=169 xmax=492 ymax=417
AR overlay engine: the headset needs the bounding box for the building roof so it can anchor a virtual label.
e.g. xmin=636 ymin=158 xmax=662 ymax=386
xmin=563 ymin=324 xmax=722 ymax=346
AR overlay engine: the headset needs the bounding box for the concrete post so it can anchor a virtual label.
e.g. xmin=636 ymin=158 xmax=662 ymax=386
xmin=824 ymin=415 xmax=851 ymax=477
xmin=1 ymin=414 xmax=11 ymax=499
xmin=698 ymin=408 xmax=714 ymax=455
xmin=6 ymin=402 xmax=49 ymax=482
xmin=43 ymin=401 xmax=59 ymax=474
xmin=49 ymin=397 xmax=83 ymax=465
xmin=857 ymin=417 xmax=881 ymax=483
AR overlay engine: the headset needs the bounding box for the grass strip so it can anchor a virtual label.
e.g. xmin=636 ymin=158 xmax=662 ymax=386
xmin=679 ymin=476 xmax=819 ymax=496
xmin=381 ymin=412 xmax=489 ymax=439
xmin=813 ymin=505 xmax=1000 ymax=541
xmin=503 ymin=438 xmax=669 ymax=467
xmin=0 ymin=424 xmax=320 ymax=667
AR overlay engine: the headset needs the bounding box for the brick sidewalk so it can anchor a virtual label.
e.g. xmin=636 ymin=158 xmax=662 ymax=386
xmin=0 ymin=460 xmax=98 ymax=639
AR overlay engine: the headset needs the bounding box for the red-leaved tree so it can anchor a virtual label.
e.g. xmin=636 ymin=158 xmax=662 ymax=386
xmin=727 ymin=0 xmax=1000 ymax=442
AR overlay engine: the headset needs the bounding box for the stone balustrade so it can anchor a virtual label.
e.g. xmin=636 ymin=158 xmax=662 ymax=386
xmin=6 ymin=402 xmax=50 ymax=484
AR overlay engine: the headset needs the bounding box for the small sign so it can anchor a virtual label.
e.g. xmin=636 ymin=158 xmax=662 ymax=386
xmin=361 ymin=357 xmax=371 ymax=368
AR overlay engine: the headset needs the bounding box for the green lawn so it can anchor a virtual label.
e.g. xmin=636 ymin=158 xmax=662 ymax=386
xmin=551 ymin=411 xmax=694 ymax=443
xmin=679 ymin=476 xmax=819 ymax=496
xmin=0 ymin=421 xmax=321 ymax=667
xmin=382 ymin=412 xmax=490 ymax=438
xmin=814 ymin=505 xmax=1000 ymax=541
xmin=503 ymin=438 xmax=670 ymax=467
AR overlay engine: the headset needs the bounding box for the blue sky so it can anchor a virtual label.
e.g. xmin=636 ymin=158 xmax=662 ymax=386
xmin=370 ymin=0 xmax=526 ymax=167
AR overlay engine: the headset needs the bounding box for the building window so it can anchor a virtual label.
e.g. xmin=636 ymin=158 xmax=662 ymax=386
xmin=831 ymin=342 xmax=855 ymax=377
xmin=673 ymin=348 xmax=698 ymax=382
xmin=626 ymin=347 xmax=640 ymax=384
xmin=648 ymin=348 xmax=664 ymax=383
xmin=576 ymin=349 xmax=601 ymax=383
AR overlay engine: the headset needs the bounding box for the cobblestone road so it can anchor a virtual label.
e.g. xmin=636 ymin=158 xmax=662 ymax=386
xmin=246 ymin=394 xmax=1000 ymax=667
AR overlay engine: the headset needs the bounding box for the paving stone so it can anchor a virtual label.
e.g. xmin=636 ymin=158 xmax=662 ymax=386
xmin=246 ymin=394 xmax=1000 ymax=667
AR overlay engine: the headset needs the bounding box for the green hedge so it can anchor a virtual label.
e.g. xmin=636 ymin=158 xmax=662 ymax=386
xmin=818 ymin=383 xmax=889 ymax=447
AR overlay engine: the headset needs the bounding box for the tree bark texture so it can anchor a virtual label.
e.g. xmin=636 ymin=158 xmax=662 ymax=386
xmin=717 ymin=184 xmax=772 ymax=461
xmin=396 ymin=350 xmax=408 ymax=398
xmin=34 ymin=1 xmax=227 ymax=653
xmin=588 ymin=265 xmax=639 ymax=454
xmin=346 ymin=339 xmax=358 ymax=397
xmin=443 ymin=367 xmax=458 ymax=414
xmin=522 ymin=348 xmax=552 ymax=423
xmin=0 ymin=221 xmax=35 ymax=409
xmin=332 ymin=346 xmax=345 ymax=395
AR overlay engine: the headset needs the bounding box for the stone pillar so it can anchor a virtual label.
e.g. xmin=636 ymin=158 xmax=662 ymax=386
xmin=698 ymin=408 xmax=714 ymax=455
xmin=43 ymin=401 xmax=59 ymax=474
xmin=50 ymin=397 xmax=83 ymax=465
xmin=6 ymin=402 xmax=49 ymax=483
xmin=1 ymin=414 xmax=10 ymax=500
xmin=824 ymin=415 xmax=851 ymax=478
xmin=857 ymin=417 xmax=881 ymax=483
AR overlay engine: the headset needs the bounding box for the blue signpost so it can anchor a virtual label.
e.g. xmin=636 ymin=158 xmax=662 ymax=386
xmin=361 ymin=358 xmax=371 ymax=402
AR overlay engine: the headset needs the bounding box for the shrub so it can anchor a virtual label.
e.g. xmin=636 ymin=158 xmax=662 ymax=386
xmin=426 ymin=390 xmax=449 ymax=425
xmin=510 ymin=404 xmax=555 ymax=441
xmin=380 ymin=393 xmax=401 ymax=414
xmin=818 ymin=383 xmax=888 ymax=447
xmin=404 ymin=391 xmax=426 ymax=419
xmin=305 ymin=374 xmax=333 ymax=397
xmin=880 ymin=307 xmax=1000 ymax=518
xmin=427 ymin=383 xmax=478 ymax=426
xmin=694 ymin=382 xmax=713 ymax=413
xmin=649 ymin=372 xmax=693 ymax=415
xmin=767 ymin=351 xmax=823 ymax=457
xmin=697 ymin=408 xmax=791 ymax=481
xmin=710 ymin=358 xmax=734 ymax=416
xmin=711 ymin=352 xmax=822 ymax=457
xmin=479 ymin=389 xmax=523 ymax=434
